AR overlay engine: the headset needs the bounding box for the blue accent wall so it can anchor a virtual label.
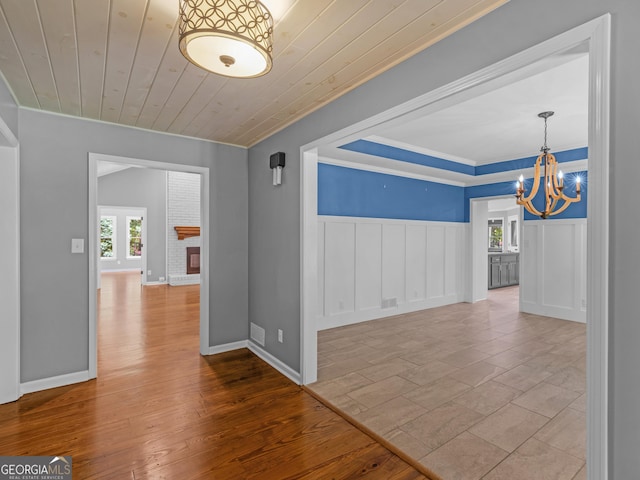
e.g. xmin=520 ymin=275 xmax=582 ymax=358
xmin=318 ymin=163 xmax=466 ymax=222
xmin=339 ymin=140 xmax=587 ymax=178
xmin=475 ymin=147 xmax=588 ymax=175
xmin=319 ymin=163 xmax=587 ymax=223
xmin=464 ymin=170 xmax=587 ymax=221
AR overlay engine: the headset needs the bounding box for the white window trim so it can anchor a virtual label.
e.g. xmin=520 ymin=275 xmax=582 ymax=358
xmin=126 ymin=215 xmax=142 ymax=260
xmin=488 ymin=217 xmax=504 ymax=253
xmin=100 ymin=215 xmax=117 ymax=261
xmin=507 ymin=214 xmax=519 ymax=252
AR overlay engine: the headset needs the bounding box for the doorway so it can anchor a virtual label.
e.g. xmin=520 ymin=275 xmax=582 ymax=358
xmin=300 ymin=15 xmax=609 ymax=479
xmin=88 ymin=153 xmax=211 ymax=379
xmin=470 ymin=196 xmax=522 ymax=304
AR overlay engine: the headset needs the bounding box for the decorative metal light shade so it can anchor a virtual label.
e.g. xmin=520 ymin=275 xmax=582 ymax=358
xmin=515 ymin=111 xmax=581 ymax=219
xmin=179 ymin=0 xmax=273 ymax=78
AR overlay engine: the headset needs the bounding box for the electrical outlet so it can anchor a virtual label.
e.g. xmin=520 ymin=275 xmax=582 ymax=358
xmin=159 ymin=276 xmax=165 ymax=282
xmin=148 ymin=270 xmax=152 ymax=276
xmin=277 ymin=329 xmax=283 ymax=343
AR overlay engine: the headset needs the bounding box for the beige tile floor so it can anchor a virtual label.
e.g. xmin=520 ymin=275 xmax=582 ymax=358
xmin=308 ymin=286 xmax=586 ymax=480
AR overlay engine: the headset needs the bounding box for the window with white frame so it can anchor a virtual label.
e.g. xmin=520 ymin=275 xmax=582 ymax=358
xmin=488 ymin=218 xmax=504 ymax=252
xmin=100 ymin=215 xmax=117 ymax=259
xmin=127 ymin=216 xmax=142 ymax=258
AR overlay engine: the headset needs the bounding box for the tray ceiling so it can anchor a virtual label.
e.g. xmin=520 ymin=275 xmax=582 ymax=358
xmin=317 ymin=46 xmax=589 ymax=183
xmin=370 ymin=52 xmax=589 ymax=165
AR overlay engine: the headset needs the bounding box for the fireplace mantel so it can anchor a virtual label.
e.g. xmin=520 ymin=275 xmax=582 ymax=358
xmin=174 ymin=226 xmax=200 ymax=240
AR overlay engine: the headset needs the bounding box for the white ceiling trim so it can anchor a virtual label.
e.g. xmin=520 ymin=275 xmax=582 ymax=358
xmin=364 ymin=135 xmax=478 ymax=166
xmin=320 ymin=145 xmax=588 ymax=188
xmin=318 ymin=154 xmax=466 ymax=188
xmin=463 ymin=159 xmax=588 ymax=186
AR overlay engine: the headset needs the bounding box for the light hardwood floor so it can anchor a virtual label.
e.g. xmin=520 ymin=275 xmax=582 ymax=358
xmin=308 ymin=286 xmax=587 ymax=480
xmin=0 ymin=271 xmax=430 ymax=479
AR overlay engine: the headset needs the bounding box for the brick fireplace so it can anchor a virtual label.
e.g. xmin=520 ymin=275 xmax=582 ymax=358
xmin=186 ymin=247 xmax=200 ymax=275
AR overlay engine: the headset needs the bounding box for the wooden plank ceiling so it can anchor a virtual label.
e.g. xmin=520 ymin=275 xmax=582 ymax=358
xmin=0 ymin=0 xmax=506 ymax=147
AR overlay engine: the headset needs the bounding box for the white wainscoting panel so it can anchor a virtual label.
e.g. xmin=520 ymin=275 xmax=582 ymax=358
xmin=521 ymin=223 xmax=539 ymax=306
xmin=324 ymin=221 xmax=355 ymax=316
xmin=317 ymin=221 xmax=325 ymax=318
xmin=318 ymin=216 xmax=467 ymax=330
xmin=446 ymin=226 xmax=464 ymax=297
xmin=543 ymin=224 xmax=576 ymax=310
xmin=382 ymin=224 xmax=406 ymax=306
xmin=427 ymin=225 xmax=446 ymax=299
xmin=406 ymin=224 xmax=427 ymax=303
xmin=356 ymin=223 xmax=382 ymax=311
xmin=520 ymin=219 xmax=586 ymax=322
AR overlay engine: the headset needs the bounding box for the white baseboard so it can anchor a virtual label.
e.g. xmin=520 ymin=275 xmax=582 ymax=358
xmin=521 ymin=302 xmax=586 ymax=323
xmin=318 ymin=294 xmax=463 ymax=331
xmin=18 ymin=342 xmax=300 ymax=396
xmin=248 ymin=341 xmax=301 ymax=385
xmin=0 ymin=388 xmax=20 ymax=405
xmin=100 ymin=268 xmax=141 ymax=273
xmin=21 ymin=370 xmax=91 ymax=395
xmin=206 ymin=340 xmax=248 ymax=355
xmin=143 ymin=281 xmax=168 ymax=286
xmin=168 ymin=274 xmax=200 ymax=286
xmin=204 ymin=340 xmax=302 ymax=385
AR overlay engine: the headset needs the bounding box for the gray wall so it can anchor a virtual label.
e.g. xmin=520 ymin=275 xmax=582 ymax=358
xmin=99 ymin=168 xmax=167 ymax=280
xmin=20 ymin=108 xmax=248 ymax=382
xmin=247 ymin=0 xmax=640 ymax=477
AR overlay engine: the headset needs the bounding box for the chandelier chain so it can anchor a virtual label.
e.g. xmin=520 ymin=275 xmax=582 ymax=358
xmin=539 ymin=110 xmax=553 ymax=152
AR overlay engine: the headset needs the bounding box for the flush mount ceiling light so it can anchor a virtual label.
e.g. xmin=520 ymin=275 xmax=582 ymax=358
xmin=515 ymin=111 xmax=581 ymax=219
xmin=178 ymin=0 xmax=273 ymax=78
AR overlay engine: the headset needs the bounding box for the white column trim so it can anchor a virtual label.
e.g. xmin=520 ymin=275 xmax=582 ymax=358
xmin=585 ymin=14 xmax=610 ymax=480
xmin=300 ymin=148 xmax=318 ymax=384
xmin=0 ymin=145 xmax=20 ymax=404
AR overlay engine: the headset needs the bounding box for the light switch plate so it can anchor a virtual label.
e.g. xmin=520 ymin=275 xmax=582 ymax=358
xmin=71 ymin=238 xmax=84 ymax=253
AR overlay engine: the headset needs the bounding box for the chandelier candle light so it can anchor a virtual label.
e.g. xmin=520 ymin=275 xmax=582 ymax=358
xmin=515 ymin=111 xmax=581 ymax=219
xmin=178 ymin=0 xmax=273 ymax=78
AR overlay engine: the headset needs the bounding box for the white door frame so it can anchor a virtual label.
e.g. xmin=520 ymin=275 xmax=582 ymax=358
xmin=300 ymin=15 xmax=610 ymax=480
xmin=0 ymin=137 xmax=20 ymax=404
xmin=89 ymin=153 xmax=211 ymax=379
xmin=469 ymin=196 xmax=523 ymax=303
xmin=469 ymin=197 xmax=490 ymax=302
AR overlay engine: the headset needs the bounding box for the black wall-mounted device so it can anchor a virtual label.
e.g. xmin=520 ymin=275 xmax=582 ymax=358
xmin=269 ymin=152 xmax=285 ymax=169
